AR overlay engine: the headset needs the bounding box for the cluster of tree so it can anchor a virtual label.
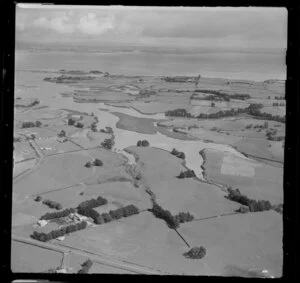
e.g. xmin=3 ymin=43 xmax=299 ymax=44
xmin=75 ymin=122 xmax=84 ymax=128
xmin=149 ymin=202 xmax=179 ymax=229
xmin=192 ymin=93 xmax=229 ymax=102
xmin=21 ymin=121 xmax=42 ymax=128
xmin=165 ymin=108 xmax=192 ymax=118
xmin=162 ymin=76 xmax=195 ymax=83
xmin=272 ymin=102 xmax=285 ymax=107
xmin=227 ymin=188 xmax=272 ymax=212
xmin=44 ymin=75 xmax=95 ymax=84
xmin=100 ymin=126 xmax=113 ymax=134
xmin=274 ymin=96 xmax=285 ymax=100
xmin=137 ymin=89 xmax=156 ymax=98
xmin=85 ymin=159 xmax=103 ymax=168
xmin=31 ymin=221 xmax=87 ymax=242
xmin=77 ymin=196 xmax=108 ymax=210
xmin=90 ymin=70 xmax=103 ymax=74
xmin=171 ymin=148 xmax=185 ymax=159
xmin=40 ymin=208 xmax=76 ymax=220
xmin=183 ymin=246 xmax=206 ymax=259
xmin=177 ymin=170 xmax=196 ymax=179
xmin=78 ymin=204 xmax=139 ymax=224
xmin=101 ymin=138 xmax=114 ymax=150
xmin=174 ymin=211 xmax=194 ymax=223
xmin=246 ymin=122 xmax=268 ymax=130
xmin=193 ymin=89 xmax=251 ymax=101
xmin=78 ymin=259 xmax=93 ymax=274
xmin=14 ymin=137 xmax=22 ymax=142
xmin=137 ymin=140 xmax=150 ymax=147
xmin=266 ymin=128 xmax=284 ymax=141
xmin=42 ymin=199 xmax=63 ymax=210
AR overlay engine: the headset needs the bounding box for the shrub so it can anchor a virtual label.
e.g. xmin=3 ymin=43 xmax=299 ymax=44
xmin=183 ymin=246 xmax=206 ymax=259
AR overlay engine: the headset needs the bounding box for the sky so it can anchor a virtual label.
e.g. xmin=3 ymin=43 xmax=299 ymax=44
xmin=16 ymin=5 xmax=287 ymax=50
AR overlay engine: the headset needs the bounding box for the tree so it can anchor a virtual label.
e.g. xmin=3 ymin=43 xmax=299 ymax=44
xmin=91 ymin=123 xmax=97 ymax=132
xmin=141 ymin=140 xmax=150 ymax=147
xmin=76 ymin=122 xmax=84 ymax=128
xmin=84 ymin=161 xmax=92 ymax=168
xmin=34 ymin=195 xmax=42 ymax=202
xmin=95 ymin=215 xmax=105 ymax=225
xmin=211 ymin=102 xmax=215 ymax=107
xmin=35 ymin=121 xmax=42 ymax=127
xmin=68 ymin=118 xmax=75 ymax=126
xmin=101 ymin=213 xmax=113 ymax=223
xmin=93 ymin=159 xmax=103 ymax=166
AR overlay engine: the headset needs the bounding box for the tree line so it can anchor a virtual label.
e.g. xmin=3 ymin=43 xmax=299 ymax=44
xmin=77 ymin=196 xmax=108 ymax=210
xmin=42 ymin=199 xmax=63 ymax=210
xmin=77 ymin=204 xmax=140 ymax=225
xmin=31 ymin=221 xmax=87 ymax=242
xmin=227 ymin=188 xmax=273 ymax=212
xmin=165 ymin=103 xmax=285 ymax=123
xmin=21 ymin=121 xmax=42 ymax=128
xmin=40 ymin=208 xmax=76 ymax=220
xmin=193 ymin=89 xmax=251 ymax=101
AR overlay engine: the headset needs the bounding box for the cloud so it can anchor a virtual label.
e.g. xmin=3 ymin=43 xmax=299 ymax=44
xmin=33 ymin=13 xmax=75 ymax=34
xmin=76 ymin=13 xmax=115 ymax=35
xmin=16 ymin=7 xmax=287 ymax=48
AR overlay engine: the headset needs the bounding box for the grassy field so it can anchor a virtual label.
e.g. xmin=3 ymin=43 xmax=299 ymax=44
xmin=178 ymin=210 xmax=282 ymax=277
xmin=202 ymin=149 xmax=283 ymax=204
xmin=11 ymin=241 xmax=62 ymax=272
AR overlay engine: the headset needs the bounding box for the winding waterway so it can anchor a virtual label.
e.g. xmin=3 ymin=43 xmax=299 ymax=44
xmin=15 ymin=70 xmax=250 ymax=180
